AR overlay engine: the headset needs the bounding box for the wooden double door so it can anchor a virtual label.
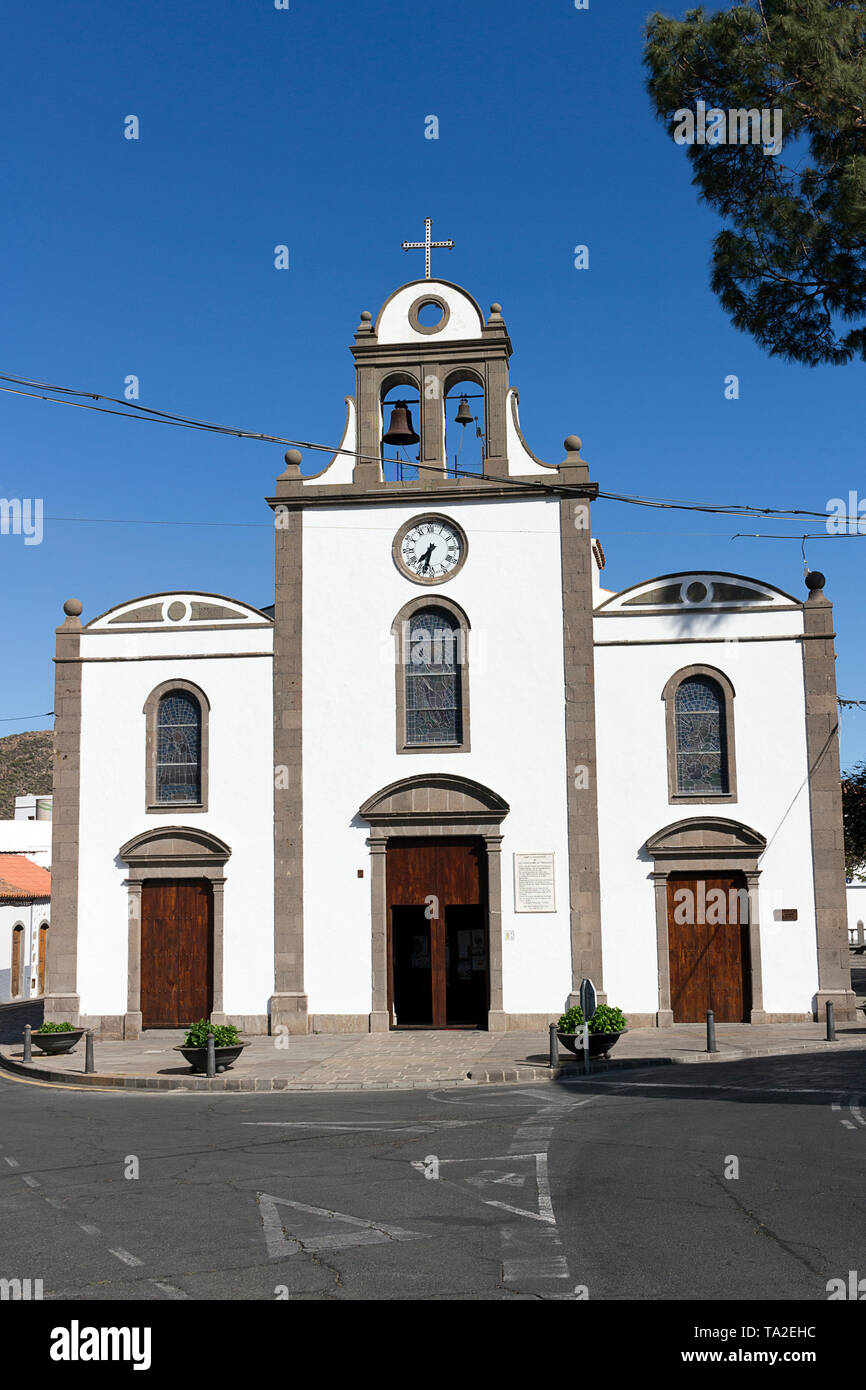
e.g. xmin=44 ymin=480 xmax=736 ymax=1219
xmin=140 ymin=880 xmax=213 ymax=1029
xmin=667 ymin=872 xmax=751 ymax=1022
xmin=387 ymin=838 xmax=489 ymax=1029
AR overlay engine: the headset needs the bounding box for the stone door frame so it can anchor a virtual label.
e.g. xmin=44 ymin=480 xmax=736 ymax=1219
xmin=646 ymin=815 xmax=767 ymax=1026
xmin=359 ymin=774 xmax=510 ymax=1032
xmin=118 ymin=826 xmax=231 ymax=1039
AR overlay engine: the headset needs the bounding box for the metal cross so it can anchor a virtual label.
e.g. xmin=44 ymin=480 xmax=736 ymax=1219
xmin=401 ymin=217 xmax=454 ymax=279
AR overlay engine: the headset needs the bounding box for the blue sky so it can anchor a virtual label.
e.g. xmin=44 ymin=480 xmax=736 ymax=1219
xmin=2 ymin=0 xmax=865 ymax=764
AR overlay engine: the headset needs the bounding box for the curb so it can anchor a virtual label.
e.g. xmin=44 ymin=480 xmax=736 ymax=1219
xmin=2 ymin=1036 xmax=864 ymax=1094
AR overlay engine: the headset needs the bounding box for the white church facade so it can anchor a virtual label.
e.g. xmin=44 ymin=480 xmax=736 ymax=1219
xmin=44 ymin=269 xmax=855 ymax=1036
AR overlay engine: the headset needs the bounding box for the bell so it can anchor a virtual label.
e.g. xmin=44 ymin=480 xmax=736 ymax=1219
xmin=454 ymin=395 xmax=473 ymax=426
xmin=383 ymin=401 xmax=419 ymax=446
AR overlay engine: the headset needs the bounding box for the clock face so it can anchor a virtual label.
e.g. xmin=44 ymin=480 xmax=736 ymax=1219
xmin=395 ymin=516 xmax=466 ymax=584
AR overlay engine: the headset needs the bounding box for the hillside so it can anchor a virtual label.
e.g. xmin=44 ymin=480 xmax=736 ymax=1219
xmin=0 ymin=730 xmax=53 ymax=820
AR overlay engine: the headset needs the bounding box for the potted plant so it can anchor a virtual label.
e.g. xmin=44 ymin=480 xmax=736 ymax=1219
xmin=555 ymin=1004 xmax=628 ymax=1060
xmin=29 ymin=1021 xmax=85 ymax=1055
xmin=174 ymin=1020 xmax=248 ymax=1074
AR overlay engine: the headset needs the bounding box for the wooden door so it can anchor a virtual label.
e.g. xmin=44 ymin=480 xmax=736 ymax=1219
xmin=667 ymin=873 xmax=751 ymax=1022
xmin=387 ymin=839 xmax=487 ymax=1028
xmin=140 ymin=880 xmax=213 ymax=1028
xmin=37 ymin=924 xmax=48 ymax=996
xmin=10 ymin=926 xmax=22 ymax=998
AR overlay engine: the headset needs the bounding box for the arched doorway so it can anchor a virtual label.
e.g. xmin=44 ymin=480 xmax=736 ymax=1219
xmin=118 ymin=827 xmax=231 ymax=1037
xmin=359 ymin=774 xmax=510 ymax=1032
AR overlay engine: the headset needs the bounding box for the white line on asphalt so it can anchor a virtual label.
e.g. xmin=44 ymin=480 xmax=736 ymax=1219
xmin=4 ymin=1156 xmax=19 ymax=1167
xmin=150 ymin=1280 xmax=190 ymax=1300
xmin=20 ymin=1175 xmax=40 ymax=1188
xmin=44 ymin=1196 xmax=66 ymax=1210
xmin=109 ymin=1248 xmax=144 ymax=1267
xmin=77 ymin=1223 xmax=101 ymax=1236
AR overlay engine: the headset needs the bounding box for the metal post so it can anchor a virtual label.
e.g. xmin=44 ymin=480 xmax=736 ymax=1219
xmin=826 ymin=1001 xmax=836 ymax=1041
xmin=206 ymin=1032 xmax=216 ymax=1078
xmin=706 ymin=1010 xmax=718 ymax=1054
xmin=22 ymin=1024 xmax=32 ymax=1063
xmin=84 ymin=1030 xmax=95 ymax=1074
xmin=548 ymin=1023 xmax=559 ymax=1069
xmin=582 ymin=1022 xmax=590 ymax=1075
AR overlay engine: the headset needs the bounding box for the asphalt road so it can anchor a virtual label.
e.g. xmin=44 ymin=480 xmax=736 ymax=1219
xmin=1 ymin=1050 xmax=865 ymax=1302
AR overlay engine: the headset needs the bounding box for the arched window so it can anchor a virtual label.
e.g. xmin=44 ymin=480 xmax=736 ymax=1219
xmin=10 ymin=925 xmax=23 ymax=998
xmin=393 ymin=599 xmax=470 ymax=753
xmin=663 ymin=667 xmax=737 ymax=802
xmin=144 ymin=681 xmax=210 ymax=811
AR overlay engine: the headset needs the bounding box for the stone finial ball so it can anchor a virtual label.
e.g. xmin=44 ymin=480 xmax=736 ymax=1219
xmin=360 ymin=311 xmax=372 ymax=322
xmin=284 ymin=448 xmax=302 ymax=467
xmin=490 ymin=303 xmax=502 ymax=314
xmin=805 ymin=570 xmax=826 ymax=591
xmin=564 ymin=435 xmax=583 ymax=453
xmin=63 ymin=598 xmax=83 ymax=617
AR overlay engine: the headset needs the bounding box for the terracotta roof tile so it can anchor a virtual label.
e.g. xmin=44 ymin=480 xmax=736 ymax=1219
xmin=0 ymin=854 xmax=51 ymax=899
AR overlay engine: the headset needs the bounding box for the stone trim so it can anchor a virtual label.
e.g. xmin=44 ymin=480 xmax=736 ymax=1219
xmin=408 ymin=294 xmax=451 ymax=335
xmin=558 ymin=443 xmax=605 ymax=1008
xmin=44 ymin=605 xmax=83 ymax=1025
xmin=646 ymin=817 xmax=766 ymax=1025
xmin=802 ymin=584 xmax=858 ymax=1020
xmin=391 ymin=595 xmax=471 ymax=755
xmin=143 ymin=678 xmax=210 ymax=814
xmin=360 ymin=774 xmax=510 ymax=1031
xmin=391 ymin=513 xmax=469 ymax=586
xmin=662 ymin=664 xmax=738 ymax=804
xmin=59 ymin=652 xmax=273 ymax=665
xmin=269 ymin=499 xmax=307 ymax=1033
xmin=85 ymin=591 xmax=273 ymax=629
xmin=118 ymin=827 xmax=231 ymax=1041
xmin=595 ymin=570 xmax=799 ymax=612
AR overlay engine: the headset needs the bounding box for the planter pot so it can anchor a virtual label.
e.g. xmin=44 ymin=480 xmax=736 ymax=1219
xmin=174 ymin=1041 xmax=249 ymax=1074
xmin=30 ymin=1029 xmax=85 ymax=1056
xmin=557 ymin=1029 xmax=626 ymax=1060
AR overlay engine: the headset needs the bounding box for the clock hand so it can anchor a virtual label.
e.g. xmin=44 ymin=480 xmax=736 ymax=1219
xmin=419 ymin=542 xmax=435 ymax=571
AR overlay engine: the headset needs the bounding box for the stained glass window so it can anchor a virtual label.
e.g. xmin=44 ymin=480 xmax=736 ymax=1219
xmin=156 ymin=691 xmax=202 ymax=802
xmin=405 ymin=608 xmax=462 ymax=746
xmin=675 ymin=676 xmax=728 ymax=795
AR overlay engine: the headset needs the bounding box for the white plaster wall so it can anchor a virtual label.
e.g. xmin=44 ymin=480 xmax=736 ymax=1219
xmin=376 ymin=281 xmax=484 ymax=345
xmin=0 ymin=822 xmax=52 ymax=867
xmin=594 ymin=610 xmax=818 ymax=1017
xmin=302 ymin=496 xmax=573 ymax=1017
xmin=76 ymin=626 xmax=274 ymax=1019
xmin=0 ymin=901 xmax=49 ymax=1003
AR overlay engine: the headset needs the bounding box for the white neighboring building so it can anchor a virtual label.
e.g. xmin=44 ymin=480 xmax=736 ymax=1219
xmin=40 ymin=272 xmax=856 ymax=1037
xmin=0 ymin=796 xmax=53 ymax=869
xmin=0 ymin=856 xmax=51 ymax=1003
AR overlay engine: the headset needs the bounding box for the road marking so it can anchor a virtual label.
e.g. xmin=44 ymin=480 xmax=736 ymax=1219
xmin=78 ymin=1223 xmax=101 ymax=1236
xmin=150 ymin=1279 xmax=190 ymax=1299
xmin=4 ymin=1156 xmax=20 ymax=1168
xmin=257 ymin=1192 xmax=428 ymax=1259
xmin=20 ymin=1175 xmax=40 ymax=1188
xmin=244 ymin=1120 xmax=477 ymax=1132
xmin=44 ymin=1196 xmax=66 ymax=1210
xmin=109 ymin=1248 xmax=144 ymax=1267
xmin=411 ymin=1151 xmax=556 ymax=1225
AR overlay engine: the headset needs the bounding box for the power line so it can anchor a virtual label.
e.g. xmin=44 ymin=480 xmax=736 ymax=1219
xmin=0 ymin=712 xmax=53 ymax=723
xmin=1 ymin=368 xmax=862 ymax=524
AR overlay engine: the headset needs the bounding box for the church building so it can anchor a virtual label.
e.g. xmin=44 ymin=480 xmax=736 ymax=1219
xmin=43 ymin=245 xmax=856 ymax=1036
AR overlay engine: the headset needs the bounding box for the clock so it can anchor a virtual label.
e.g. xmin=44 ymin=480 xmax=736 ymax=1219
xmin=393 ymin=514 xmax=468 ymax=585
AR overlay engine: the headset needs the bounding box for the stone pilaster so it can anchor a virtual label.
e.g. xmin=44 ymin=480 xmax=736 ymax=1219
xmin=558 ymin=438 xmax=605 ymax=1008
xmin=269 ymin=453 xmax=308 ymax=1033
xmin=801 ymin=575 xmax=857 ymax=1020
xmin=44 ymin=599 xmax=83 ymax=1024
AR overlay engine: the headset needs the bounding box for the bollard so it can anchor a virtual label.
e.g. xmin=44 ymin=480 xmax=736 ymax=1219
xmin=22 ymin=1024 xmax=32 ymax=1063
xmin=549 ymin=1022 xmax=559 ymax=1069
xmin=206 ymin=1032 xmax=216 ymax=1078
xmin=582 ymin=1022 xmax=590 ymax=1075
xmin=826 ymin=1000 xmax=836 ymax=1042
xmin=706 ymin=1010 xmax=718 ymax=1054
xmin=84 ymin=1030 xmax=95 ymax=1074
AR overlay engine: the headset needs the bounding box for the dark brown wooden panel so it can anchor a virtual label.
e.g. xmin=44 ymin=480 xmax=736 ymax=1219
xmin=667 ymin=873 xmax=749 ymax=1023
xmin=141 ymin=879 xmax=213 ymax=1029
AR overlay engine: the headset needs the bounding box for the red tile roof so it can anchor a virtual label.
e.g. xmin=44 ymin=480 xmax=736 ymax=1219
xmin=0 ymin=854 xmax=51 ymax=900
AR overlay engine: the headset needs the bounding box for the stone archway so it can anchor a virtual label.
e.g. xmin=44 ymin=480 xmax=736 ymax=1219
xmin=118 ymin=826 xmax=231 ymax=1038
xmin=359 ymin=774 xmax=510 ymax=1032
xmin=645 ymin=816 xmax=767 ymax=1025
